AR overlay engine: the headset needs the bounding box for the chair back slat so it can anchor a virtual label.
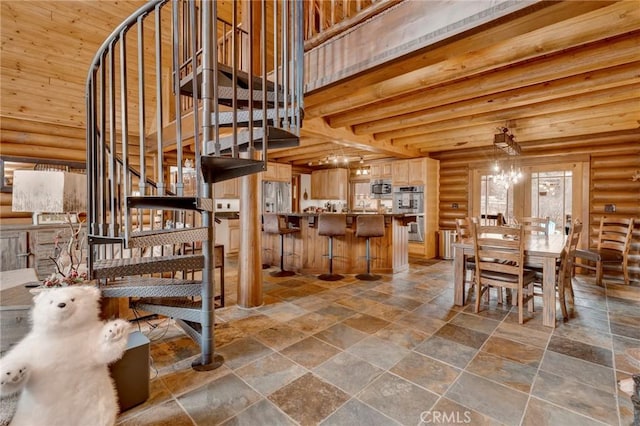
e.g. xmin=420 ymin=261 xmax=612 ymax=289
xmin=597 ymin=217 xmax=634 ymax=254
xmin=559 ymin=219 xmax=583 ymax=282
xmin=473 ymin=224 xmax=525 ymax=290
xmin=520 ymin=216 xmax=550 ymax=236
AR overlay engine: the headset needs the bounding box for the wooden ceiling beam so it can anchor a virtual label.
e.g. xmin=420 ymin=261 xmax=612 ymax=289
xmin=329 ymin=35 xmax=640 ymax=128
xmin=301 ymin=117 xmax=420 ymax=158
xmin=306 ymin=1 xmax=640 ymax=119
xmin=304 ymin=1 xmax=609 ymax=109
xmin=409 ymin=111 xmax=639 ymax=152
xmin=372 ymin=82 xmax=640 ymax=140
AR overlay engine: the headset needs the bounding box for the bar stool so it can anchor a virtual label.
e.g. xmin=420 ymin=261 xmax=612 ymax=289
xmin=263 ymin=214 xmax=299 ymax=277
xmin=318 ymin=213 xmax=346 ymax=281
xmin=355 ymin=214 xmax=385 ymax=281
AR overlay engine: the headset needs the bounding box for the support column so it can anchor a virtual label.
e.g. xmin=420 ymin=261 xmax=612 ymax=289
xmin=238 ymin=155 xmax=263 ymax=308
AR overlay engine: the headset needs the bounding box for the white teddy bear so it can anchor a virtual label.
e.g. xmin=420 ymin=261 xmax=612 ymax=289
xmin=0 ymin=285 xmax=130 ymax=426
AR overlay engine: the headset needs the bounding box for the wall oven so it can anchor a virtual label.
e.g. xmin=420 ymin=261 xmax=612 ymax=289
xmin=393 ymin=186 xmax=424 ymax=214
xmin=370 ymin=179 xmax=392 ymax=199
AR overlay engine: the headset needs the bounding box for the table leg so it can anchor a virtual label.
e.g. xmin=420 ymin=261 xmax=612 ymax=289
xmin=542 ymin=257 xmax=557 ymax=328
xmin=454 ymin=247 xmax=464 ymax=306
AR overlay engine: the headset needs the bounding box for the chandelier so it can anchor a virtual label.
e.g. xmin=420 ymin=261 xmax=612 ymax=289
xmin=491 ymin=127 xmax=522 ymax=188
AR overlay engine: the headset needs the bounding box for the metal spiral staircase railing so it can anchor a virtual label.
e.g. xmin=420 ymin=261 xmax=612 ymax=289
xmin=85 ymin=0 xmax=303 ymax=370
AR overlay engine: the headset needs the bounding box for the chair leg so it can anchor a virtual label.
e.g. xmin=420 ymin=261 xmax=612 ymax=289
xmin=595 ymin=260 xmax=603 ymax=286
xmin=474 ymin=281 xmax=482 ymax=314
xmin=623 ymin=261 xmax=630 ymax=285
xmin=527 ymin=283 xmax=534 ymax=313
xmin=517 ymin=285 xmax=525 ymax=324
xmin=558 ymin=277 xmax=568 ymax=320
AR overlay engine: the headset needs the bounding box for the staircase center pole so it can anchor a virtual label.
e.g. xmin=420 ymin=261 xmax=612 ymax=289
xmin=193 ymin=0 xmax=222 ymax=371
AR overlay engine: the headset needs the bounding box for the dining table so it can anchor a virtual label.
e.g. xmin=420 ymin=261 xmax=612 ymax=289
xmin=452 ymin=233 xmax=566 ymax=328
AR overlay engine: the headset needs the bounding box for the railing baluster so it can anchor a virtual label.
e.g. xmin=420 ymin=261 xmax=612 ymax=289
xmin=107 ymin=41 xmax=117 ymax=236
xmin=172 ymin=0 xmax=183 ymax=197
xmin=120 ymin=29 xmax=131 ymax=243
xmin=189 ymin=0 xmax=201 ymax=198
xmin=137 ymin=16 xmax=146 ymax=198
xmin=155 ymin=3 xmax=164 ymax=197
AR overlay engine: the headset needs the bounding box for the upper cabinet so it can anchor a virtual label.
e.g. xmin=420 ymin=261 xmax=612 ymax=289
xmin=311 ymin=168 xmax=348 ymax=200
xmin=369 ymin=162 xmax=392 ymax=180
xmin=263 ymin=162 xmax=291 ymax=182
xmin=214 ymin=178 xmax=239 ymax=199
xmin=392 ymin=158 xmax=428 ymax=186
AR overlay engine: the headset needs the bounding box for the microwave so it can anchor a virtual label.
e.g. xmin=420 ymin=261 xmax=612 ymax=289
xmin=371 ymin=179 xmax=392 ymax=198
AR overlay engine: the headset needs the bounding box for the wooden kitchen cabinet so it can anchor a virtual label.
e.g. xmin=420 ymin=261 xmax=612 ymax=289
xmin=392 ymin=160 xmax=409 ymax=186
xmin=392 ymin=158 xmax=428 ymax=186
xmin=311 ymin=168 xmax=348 ymax=200
xmin=370 ymin=162 xmax=392 ymax=180
xmin=263 ymin=162 xmax=291 ymax=182
xmin=214 ymin=178 xmax=239 ymax=198
xmin=310 ymin=169 xmax=327 ymax=199
xmin=215 ymin=218 xmax=240 ymax=256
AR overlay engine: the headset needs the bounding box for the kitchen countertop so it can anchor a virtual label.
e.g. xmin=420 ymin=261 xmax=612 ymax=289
xmin=215 ymin=212 xmax=239 ymax=219
xmin=279 ymin=212 xmax=410 ymax=217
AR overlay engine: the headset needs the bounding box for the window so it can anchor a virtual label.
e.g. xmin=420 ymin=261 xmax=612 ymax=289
xmin=472 ymin=161 xmax=584 ymax=233
xmin=479 ymin=174 xmax=514 ymax=224
xmin=530 ymin=170 xmax=572 ymax=235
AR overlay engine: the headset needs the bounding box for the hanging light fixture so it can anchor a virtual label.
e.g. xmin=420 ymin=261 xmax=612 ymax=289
xmin=355 ymin=156 xmax=369 ymax=176
xmin=492 ymin=127 xmax=522 ymax=188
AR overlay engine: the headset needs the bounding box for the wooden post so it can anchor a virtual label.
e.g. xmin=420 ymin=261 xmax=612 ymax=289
xmin=237 ymin=158 xmax=263 ymax=308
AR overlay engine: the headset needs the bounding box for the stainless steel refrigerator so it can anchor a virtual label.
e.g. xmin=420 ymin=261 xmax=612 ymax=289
xmin=262 ymin=181 xmax=291 ymax=213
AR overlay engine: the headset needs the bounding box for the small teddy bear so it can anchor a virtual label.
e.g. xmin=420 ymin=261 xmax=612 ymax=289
xmin=0 ymin=285 xmax=130 ymax=426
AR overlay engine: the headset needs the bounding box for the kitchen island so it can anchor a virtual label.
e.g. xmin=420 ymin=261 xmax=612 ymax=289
xmin=262 ymin=213 xmax=411 ymax=275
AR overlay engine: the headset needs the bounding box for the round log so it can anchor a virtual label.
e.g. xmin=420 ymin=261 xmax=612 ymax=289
xmin=0 ymin=143 xmax=86 ymax=162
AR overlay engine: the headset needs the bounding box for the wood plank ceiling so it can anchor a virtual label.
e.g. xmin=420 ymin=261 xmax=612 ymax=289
xmin=269 ymin=0 xmax=640 ymax=167
xmin=1 ymin=1 xmax=638 ymax=168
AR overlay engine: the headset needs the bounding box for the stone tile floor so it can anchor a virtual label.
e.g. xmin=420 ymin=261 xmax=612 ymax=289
xmin=117 ymin=259 xmax=639 ymax=425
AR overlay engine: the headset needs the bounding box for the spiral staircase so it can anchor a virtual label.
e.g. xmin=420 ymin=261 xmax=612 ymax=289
xmin=85 ymin=0 xmax=304 ymax=370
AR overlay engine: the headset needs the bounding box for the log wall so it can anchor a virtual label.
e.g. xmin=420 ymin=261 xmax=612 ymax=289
xmin=434 ymin=139 xmax=640 ymax=283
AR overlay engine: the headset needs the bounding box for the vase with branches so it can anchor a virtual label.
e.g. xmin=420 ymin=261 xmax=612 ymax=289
xmin=42 ymin=213 xmax=88 ymax=287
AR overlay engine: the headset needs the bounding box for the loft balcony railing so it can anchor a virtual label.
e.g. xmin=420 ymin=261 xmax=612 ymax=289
xmin=304 ymin=0 xmax=401 ymax=50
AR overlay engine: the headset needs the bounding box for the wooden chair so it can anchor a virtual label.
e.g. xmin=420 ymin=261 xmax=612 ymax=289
xmin=481 ymin=213 xmax=505 ymax=226
xmin=520 ymin=216 xmax=550 ymax=236
xmin=557 ymin=219 xmax=583 ymax=319
xmin=472 ymin=223 xmax=536 ymax=324
xmin=532 ymin=219 xmax=583 ymax=319
xmin=575 ymin=217 xmax=634 ymax=285
xmin=455 ymin=217 xmax=475 ymax=303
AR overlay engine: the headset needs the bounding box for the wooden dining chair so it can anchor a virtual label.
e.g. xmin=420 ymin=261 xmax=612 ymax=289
xmin=575 ymin=216 xmax=634 ymax=285
xmin=556 ymin=219 xmax=583 ymax=319
xmin=472 ymin=223 xmax=536 ymax=324
xmin=530 ymin=219 xmax=583 ymax=319
xmin=455 ymin=217 xmax=476 ymax=303
xmin=520 ymin=216 xmax=550 ymax=236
